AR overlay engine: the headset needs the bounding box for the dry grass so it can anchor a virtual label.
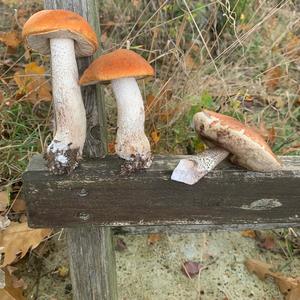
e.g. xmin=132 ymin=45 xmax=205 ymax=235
xmin=0 ymin=0 xmax=299 ymax=188
xmin=99 ymin=0 xmax=299 ymax=156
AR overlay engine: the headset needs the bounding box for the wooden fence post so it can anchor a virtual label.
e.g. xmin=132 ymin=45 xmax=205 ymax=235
xmin=43 ymin=1 xmax=117 ymax=299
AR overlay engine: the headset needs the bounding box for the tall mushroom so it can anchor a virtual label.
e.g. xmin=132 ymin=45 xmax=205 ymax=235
xmin=80 ymin=49 xmax=154 ymax=169
xmin=171 ymin=109 xmax=281 ymax=185
xmin=22 ymin=10 xmax=98 ymax=174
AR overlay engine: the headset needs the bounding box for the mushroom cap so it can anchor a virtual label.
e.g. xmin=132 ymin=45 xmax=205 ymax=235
xmin=79 ymin=49 xmax=154 ymax=85
xmin=22 ymin=10 xmax=98 ymax=57
xmin=193 ymin=109 xmax=281 ymax=171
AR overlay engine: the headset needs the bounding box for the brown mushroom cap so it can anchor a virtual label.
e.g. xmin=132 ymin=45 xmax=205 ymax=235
xmin=79 ymin=49 xmax=154 ymax=85
xmin=22 ymin=10 xmax=98 ymax=57
xmin=193 ymin=109 xmax=281 ymax=171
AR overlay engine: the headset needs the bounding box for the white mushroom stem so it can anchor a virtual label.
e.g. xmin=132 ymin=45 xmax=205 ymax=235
xmin=111 ymin=77 xmax=151 ymax=168
xmin=46 ymin=38 xmax=86 ymax=174
xmin=171 ymin=148 xmax=229 ymax=185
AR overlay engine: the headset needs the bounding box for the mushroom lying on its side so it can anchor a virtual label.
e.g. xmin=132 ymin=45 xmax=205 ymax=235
xmin=23 ymin=10 xmax=98 ymax=174
xmin=171 ymin=109 xmax=281 ymax=185
xmin=80 ymin=49 xmax=154 ymax=169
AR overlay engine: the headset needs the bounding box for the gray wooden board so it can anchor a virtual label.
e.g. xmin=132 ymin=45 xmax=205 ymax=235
xmin=43 ymin=1 xmax=116 ymax=299
xmin=23 ymin=155 xmax=300 ymax=229
xmin=66 ymin=226 xmax=117 ymax=300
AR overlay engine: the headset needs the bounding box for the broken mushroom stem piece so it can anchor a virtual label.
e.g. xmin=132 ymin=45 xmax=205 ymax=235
xmin=80 ymin=49 xmax=154 ymax=170
xmin=172 ymin=109 xmax=281 ymax=185
xmin=22 ymin=10 xmax=98 ymax=174
xmin=171 ymin=148 xmax=229 ymax=185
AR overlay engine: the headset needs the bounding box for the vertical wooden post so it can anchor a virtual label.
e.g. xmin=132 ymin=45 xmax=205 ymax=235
xmin=44 ymin=1 xmax=117 ymax=299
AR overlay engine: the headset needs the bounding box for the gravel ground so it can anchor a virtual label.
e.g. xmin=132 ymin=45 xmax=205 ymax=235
xmin=17 ymin=229 xmax=300 ymax=300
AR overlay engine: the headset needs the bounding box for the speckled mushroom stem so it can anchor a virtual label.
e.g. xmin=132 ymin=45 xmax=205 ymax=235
xmin=171 ymin=148 xmax=229 ymax=185
xmin=111 ymin=77 xmax=152 ymax=168
xmin=45 ymin=38 xmax=86 ymax=174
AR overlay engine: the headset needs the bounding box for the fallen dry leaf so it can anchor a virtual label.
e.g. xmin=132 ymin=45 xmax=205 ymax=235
xmin=245 ymin=258 xmax=274 ymax=280
xmin=264 ymin=66 xmax=283 ymax=91
xmin=0 ymin=221 xmax=52 ymax=267
xmin=257 ymin=122 xmax=276 ymax=145
xmin=258 ymin=235 xmax=276 ymax=250
xmin=0 ymin=91 xmax=4 ymax=103
xmin=150 ymin=130 xmax=160 ymax=145
xmin=14 ymin=62 xmax=52 ymax=104
xmin=158 ymin=108 xmax=179 ymax=123
xmin=287 ymin=285 xmax=300 ymax=300
xmin=11 ymin=198 xmax=26 ymax=213
xmin=57 ymin=266 xmax=69 ymax=278
xmin=181 ymin=261 xmax=204 ymax=278
xmin=115 ymin=238 xmax=127 ymax=252
xmin=184 ymin=54 xmax=198 ymax=71
xmin=255 ymin=231 xmax=279 ymax=253
xmin=0 ymin=268 xmax=26 ymax=300
xmin=0 ymin=31 xmax=21 ymax=48
xmin=267 ymin=127 xmax=276 ymax=145
xmin=145 ymin=94 xmax=155 ymax=113
xmin=6 ymin=266 xmax=26 ymax=290
xmin=237 ymin=23 xmax=252 ymax=32
xmin=285 ymin=35 xmax=300 ymax=59
xmin=0 ymin=191 xmax=9 ymax=212
xmin=275 ymin=275 xmax=299 ymax=296
xmin=245 ymin=258 xmax=300 ymax=299
xmin=241 ymin=230 xmax=256 ymax=239
xmin=147 ymin=233 xmax=161 ymax=245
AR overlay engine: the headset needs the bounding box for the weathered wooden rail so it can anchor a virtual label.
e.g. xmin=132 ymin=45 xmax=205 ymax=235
xmin=21 ymin=1 xmax=300 ymax=299
xmin=24 ymin=155 xmax=300 ymax=230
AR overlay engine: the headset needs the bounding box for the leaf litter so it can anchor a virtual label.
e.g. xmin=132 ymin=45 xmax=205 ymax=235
xmin=13 ymin=62 xmax=52 ymax=104
xmin=0 ymin=222 xmax=52 ymax=267
xmin=181 ymin=261 xmax=205 ymax=279
xmin=245 ymin=258 xmax=300 ymax=299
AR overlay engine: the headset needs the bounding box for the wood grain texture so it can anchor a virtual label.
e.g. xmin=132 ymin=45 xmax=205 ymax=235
xmin=43 ymin=2 xmax=116 ymax=300
xmin=23 ymin=155 xmax=300 ymax=229
xmin=67 ymin=227 xmax=117 ymax=300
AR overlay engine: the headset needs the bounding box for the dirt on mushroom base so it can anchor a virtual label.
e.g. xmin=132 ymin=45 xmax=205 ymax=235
xmin=44 ymin=143 xmax=80 ymax=175
xmin=120 ymin=153 xmax=153 ymax=174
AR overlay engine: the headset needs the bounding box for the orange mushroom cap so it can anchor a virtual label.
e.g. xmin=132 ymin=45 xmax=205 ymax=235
xmin=79 ymin=49 xmax=154 ymax=85
xmin=193 ymin=109 xmax=281 ymax=171
xmin=22 ymin=10 xmax=98 ymax=57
